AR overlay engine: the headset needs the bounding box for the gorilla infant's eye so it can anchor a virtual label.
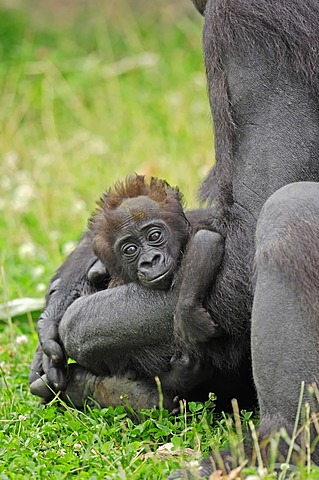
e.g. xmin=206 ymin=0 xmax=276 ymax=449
xmin=147 ymin=229 xmax=162 ymax=243
xmin=122 ymin=244 xmax=138 ymax=257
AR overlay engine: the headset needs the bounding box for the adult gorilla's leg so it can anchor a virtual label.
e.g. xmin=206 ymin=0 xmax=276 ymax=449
xmin=169 ymin=183 xmax=319 ymax=478
xmin=252 ymin=182 xmax=319 ymax=463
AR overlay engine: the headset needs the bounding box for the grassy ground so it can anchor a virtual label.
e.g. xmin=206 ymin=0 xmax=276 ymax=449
xmin=1 ymin=1 xmax=319 ymax=478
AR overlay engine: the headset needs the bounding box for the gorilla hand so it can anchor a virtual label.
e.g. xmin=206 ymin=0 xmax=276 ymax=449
xmin=174 ymin=305 xmax=222 ymax=345
xmin=29 ymin=245 xmax=108 ymax=397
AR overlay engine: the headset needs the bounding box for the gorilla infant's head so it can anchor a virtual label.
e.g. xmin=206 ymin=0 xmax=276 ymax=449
xmin=89 ymin=174 xmax=190 ymax=290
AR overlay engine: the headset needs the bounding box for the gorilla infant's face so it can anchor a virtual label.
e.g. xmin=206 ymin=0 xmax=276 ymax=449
xmin=114 ymin=222 xmax=175 ymax=289
xmin=93 ymin=196 xmax=190 ymax=290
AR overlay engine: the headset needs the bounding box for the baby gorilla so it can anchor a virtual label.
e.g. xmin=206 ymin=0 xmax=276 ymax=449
xmin=90 ymin=174 xmax=224 ymax=343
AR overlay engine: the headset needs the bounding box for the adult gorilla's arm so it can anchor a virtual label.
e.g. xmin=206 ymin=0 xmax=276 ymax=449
xmin=168 ymin=1 xmax=319 ymax=474
xmin=30 ymin=271 xmax=178 ymax=395
xmin=58 ymin=284 xmax=177 ymax=376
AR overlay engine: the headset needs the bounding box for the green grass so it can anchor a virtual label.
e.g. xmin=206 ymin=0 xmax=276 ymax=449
xmin=1 ymin=2 xmax=319 ymax=478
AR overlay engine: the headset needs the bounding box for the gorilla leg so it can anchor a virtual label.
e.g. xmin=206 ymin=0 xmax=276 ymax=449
xmin=252 ymin=182 xmax=319 ymax=463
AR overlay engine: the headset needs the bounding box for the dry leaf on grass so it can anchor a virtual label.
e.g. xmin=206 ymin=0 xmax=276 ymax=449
xmin=209 ymin=461 xmax=247 ymax=480
xmin=143 ymin=442 xmax=195 ymax=459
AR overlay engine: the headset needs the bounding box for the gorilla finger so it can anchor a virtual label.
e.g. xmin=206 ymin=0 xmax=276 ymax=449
xmin=47 ymin=278 xmax=61 ymax=296
xmin=43 ymin=355 xmax=67 ymax=391
xmin=28 ymin=343 xmax=44 ymax=384
xmin=87 ymin=259 xmax=108 ymax=286
xmin=37 ymin=317 xmax=63 ymax=362
xmin=171 ymin=407 xmax=181 ymax=415
xmin=37 ymin=315 xmax=59 ymax=341
xmin=46 ymin=366 xmax=68 ymax=391
xmin=30 ymin=374 xmax=55 ymax=400
xmin=41 ymin=339 xmax=65 ymax=365
xmin=126 ymin=369 xmax=137 ymax=380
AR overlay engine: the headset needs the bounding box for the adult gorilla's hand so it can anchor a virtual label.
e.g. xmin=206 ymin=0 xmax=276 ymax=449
xmin=29 ymin=241 xmax=108 ymax=398
xmin=31 ymin=363 xmax=175 ymax=411
xmin=29 ymin=277 xmax=70 ymax=397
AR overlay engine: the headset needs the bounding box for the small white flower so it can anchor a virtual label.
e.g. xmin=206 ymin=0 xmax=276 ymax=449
xmin=193 ymin=72 xmax=206 ymax=89
xmin=72 ymin=199 xmax=87 ymax=212
xmin=36 ymin=283 xmax=46 ymax=293
xmin=0 ymin=362 xmax=9 ymax=373
xmin=12 ymin=183 xmax=35 ymax=212
xmin=32 ymin=266 xmax=45 ymax=279
xmin=191 ymin=101 xmax=208 ymax=115
xmin=49 ymin=230 xmax=60 ymax=241
xmin=15 ymin=335 xmax=28 ymax=345
xmin=198 ymin=164 xmax=211 ymax=179
xmin=257 ymin=467 xmax=268 ymax=477
xmin=4 ymin=150 xmax=19 ymax=168
xmin=87 ymin=136 xmax=109 ymax=156
xmin=18 ymin=241 xmax=36 ymax=259
xmin=165 ymin=91 xmax=183 ymax=108
xmin=0 ymin=175 xmax=12 ymax=190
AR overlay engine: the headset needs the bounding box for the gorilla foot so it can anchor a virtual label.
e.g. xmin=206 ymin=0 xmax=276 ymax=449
xmin=61 ymin=363 xmax=176 ymax=412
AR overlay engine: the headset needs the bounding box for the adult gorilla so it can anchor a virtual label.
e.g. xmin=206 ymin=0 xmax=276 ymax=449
xmin=30 ymin=0 xmax=319 ymax=468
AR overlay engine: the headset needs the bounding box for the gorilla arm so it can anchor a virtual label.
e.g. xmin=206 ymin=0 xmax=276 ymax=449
xmin=174 ymin=229 xmax=225 ymax=345
xmin=59 ymin=284 xmax=177 ymax=375
xmin=61 ymin=284 xmax=211 ymax=404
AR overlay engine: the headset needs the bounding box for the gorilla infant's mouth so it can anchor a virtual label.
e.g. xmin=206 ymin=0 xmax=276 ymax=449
xmin=140 ymin=270 xmax=173 ymax=290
